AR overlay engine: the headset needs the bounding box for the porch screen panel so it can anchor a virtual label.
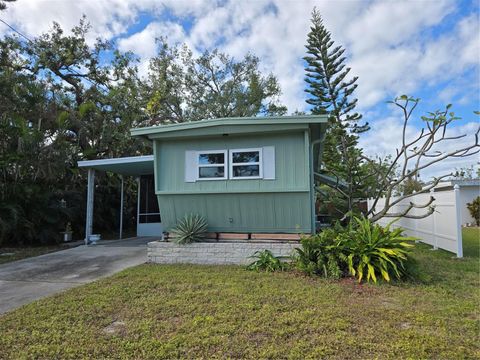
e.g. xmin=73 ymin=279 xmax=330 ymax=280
xmin=139 ymin=175 xmax=161 ymax=223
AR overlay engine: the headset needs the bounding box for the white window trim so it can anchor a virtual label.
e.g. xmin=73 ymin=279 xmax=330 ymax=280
xmin=229 ymin=148 xmax=263 ymax=180
xmin=196 ymin=149 xmax=228 ymax=181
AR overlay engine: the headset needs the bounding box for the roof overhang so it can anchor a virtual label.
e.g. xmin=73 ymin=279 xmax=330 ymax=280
xmin=77 ymin=155 xmax=154 ymax=176
xmin=131 ymin=115 xmax=328 ymax=141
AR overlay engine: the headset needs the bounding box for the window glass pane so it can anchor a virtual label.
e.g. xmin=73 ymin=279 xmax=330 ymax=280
xmin=232 ymin=165 xmax=260 ymax=177
xmin=198 ymin=153 xmax=224 ymax=164
xmin=232 ymin=151 xmax=259 ymax=163
xmin=199 ymin=166 xmax=225 ymax=178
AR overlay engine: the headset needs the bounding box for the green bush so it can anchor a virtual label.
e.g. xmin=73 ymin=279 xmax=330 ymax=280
xmin=293 ymin=228 xmax=347 ymax=278
xmin=466 ymin=196 xmax=480 ymax=226
xmin=341 ymin=217 xmax=416 ymax=283
xmin=247 ymin=250 xmax=288 ymax=272
xmin=294 ymin=217 xmax=416 ymax=283
xmin=171 ymin=214 xmax=208 ymax=244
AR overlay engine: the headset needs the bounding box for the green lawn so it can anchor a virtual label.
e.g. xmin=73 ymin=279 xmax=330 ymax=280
xmin=0 ymin=230 xmax=478 ymax=359
xmin=463 ymin=226 xmax=480 ymax=258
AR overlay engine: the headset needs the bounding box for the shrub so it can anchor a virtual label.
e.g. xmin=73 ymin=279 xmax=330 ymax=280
xmin=342 ymin=217 xmax=416 ymax=283
xmin=293 ymin=217 xmax=416 ymax=283
xmin=466 ymin=196 xmax=480 ymax=226
xmin=293 ymin=228 xmax=346 ymax=278
xmin=171 ymin=214 xmax=208 ymax=244
xmin=247 ymin=250 xmax=288 ymax=272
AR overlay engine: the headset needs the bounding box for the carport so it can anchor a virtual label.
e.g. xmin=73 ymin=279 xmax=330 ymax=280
xmin=77 ymin=155 xmax=162 ymax=244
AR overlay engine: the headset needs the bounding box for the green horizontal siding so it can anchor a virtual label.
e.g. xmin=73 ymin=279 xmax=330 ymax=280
xmin=155 ymin=132 xmax=308 ymax=194
xmin=158 ymin=192 xmax=311 ymax=233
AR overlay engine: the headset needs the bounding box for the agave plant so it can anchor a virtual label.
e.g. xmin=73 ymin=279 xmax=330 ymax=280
xmin=343 ymin=217 xmax=417 ymax=283
xmin=171 ymin=214 xmax=208 ymax=244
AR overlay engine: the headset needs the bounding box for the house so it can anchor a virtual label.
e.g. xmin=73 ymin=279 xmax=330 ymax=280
xmin=78 ymin=115 xmax=328 ymax=245
xmin=131 ymin=115 xmax=328 ymax=235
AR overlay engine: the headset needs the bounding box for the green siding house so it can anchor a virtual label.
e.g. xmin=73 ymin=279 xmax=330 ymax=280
xmin=131 ymin=115 xmax=328 ymax=235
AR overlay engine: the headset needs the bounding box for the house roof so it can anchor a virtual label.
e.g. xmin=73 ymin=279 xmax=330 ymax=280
xmin=131 ymin=115 xmax=328 ymax=140
xmin=77 ymin=155 xmax=154 ymax=176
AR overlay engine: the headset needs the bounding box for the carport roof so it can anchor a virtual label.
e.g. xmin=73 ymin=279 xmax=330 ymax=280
xmin=77 ymin=155 xmax=154 ymax=176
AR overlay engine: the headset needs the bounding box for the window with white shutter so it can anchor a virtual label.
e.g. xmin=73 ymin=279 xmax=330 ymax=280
xmin=185 ymin=146 xmax=275 ymax=182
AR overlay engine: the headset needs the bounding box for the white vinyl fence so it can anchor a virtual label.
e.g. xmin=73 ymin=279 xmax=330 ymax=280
xmin=368 ymin=185 xmax=463 ymax=257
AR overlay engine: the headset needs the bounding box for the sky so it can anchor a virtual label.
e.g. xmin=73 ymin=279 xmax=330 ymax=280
xmin=1 ymin=0 xmax=479 ymax=179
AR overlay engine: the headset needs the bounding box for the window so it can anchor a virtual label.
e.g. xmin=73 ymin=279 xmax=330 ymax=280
xmin=185 ymin=147 xmax=274 ymax=182
xmin=197 ymin=150 xmax=227 ymax=180
xmin=229 ymin=148 xmax=263 ymax=179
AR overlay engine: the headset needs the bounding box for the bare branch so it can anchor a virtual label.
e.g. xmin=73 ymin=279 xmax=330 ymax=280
xmin=365 ymin=97 xmax=479 ymax=222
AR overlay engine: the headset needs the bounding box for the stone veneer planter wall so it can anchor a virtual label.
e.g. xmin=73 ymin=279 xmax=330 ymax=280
xmin=147 ymin=241 xmax=299 ymax=265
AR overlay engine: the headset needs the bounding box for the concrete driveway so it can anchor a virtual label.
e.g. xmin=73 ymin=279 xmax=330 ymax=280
xmin=0 ymin=237 xmax=154 ymax=314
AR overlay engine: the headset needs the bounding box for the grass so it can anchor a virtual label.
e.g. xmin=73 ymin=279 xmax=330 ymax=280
xmin=463 ymin=226 xmax=479 ymax=258
xmin=0 ymin=230 xmax=478 ymax=359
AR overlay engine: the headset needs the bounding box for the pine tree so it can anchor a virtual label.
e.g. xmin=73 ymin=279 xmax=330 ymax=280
xmin=304 ymin=8 xmax=370 ymax=221
xmin=304 ymin=8 xmax=364 ymax=129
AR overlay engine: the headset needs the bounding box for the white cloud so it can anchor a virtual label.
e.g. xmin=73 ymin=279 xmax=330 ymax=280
xmin=2 ymin=0 xmax=478 ymax=169
xmin=3 ymin=0 xmax=477 ymax=113
xmin=344 ymin=1 xmax=453 ymax=54
xmin=0 ymin=0 xmax=214 ymax=42
xmin=117 ymin=22 xmax=186 ymax=59
xmin=1 ymin=0 xmax=139 ymax=43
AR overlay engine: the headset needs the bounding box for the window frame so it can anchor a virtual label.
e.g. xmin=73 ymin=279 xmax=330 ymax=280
xmin=229 ymin=147 xmax=263 ymax=180
xmin=196 ymin=149 xmax=228 ymax=181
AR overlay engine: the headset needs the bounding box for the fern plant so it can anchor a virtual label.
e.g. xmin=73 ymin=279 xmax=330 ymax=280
xmin=171 ymin=214 xmax=208 ymax=244
xmin=247 ymin=250 xmax=288 ymax=272
xmin=342 ymin=217 xmax=416 ymax=283
xmin=293 ymin=228 xmax=346 ymax=278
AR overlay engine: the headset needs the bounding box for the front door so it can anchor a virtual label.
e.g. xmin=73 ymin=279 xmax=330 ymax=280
xmin=137 ymin=175 xmax=163 ymax=236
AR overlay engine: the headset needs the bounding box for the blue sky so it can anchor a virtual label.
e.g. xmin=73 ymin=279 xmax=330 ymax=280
xmin=1 ymin=0 xmax=479 ymax=178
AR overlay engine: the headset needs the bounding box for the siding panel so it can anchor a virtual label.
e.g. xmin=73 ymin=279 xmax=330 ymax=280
xmin=158 ymin=192 xmax=311 ymax=233
xmin=155 ymin=132 xmax=308 ymax=194
xmin=155 ymin=131 xmax=312 ymax=233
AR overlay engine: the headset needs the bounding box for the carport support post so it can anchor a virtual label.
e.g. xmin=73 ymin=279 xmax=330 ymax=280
xmin=119 ymin=175 xmax=124 ymax=240
xmin=85 ymin=169 xmax=95 ymax=245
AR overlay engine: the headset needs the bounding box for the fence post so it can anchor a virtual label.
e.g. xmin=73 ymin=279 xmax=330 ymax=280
xmin=412 ymin=190 xmax=419 ymax=243
xmin=454 ymin=184 xmax=463 ymax=258
xmin=430 ymin=188 xmax=438 ymax=250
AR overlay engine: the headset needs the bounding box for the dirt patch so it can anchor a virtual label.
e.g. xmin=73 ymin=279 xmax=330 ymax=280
xmin=103 ymin=320 xmax=127 ymax=336
xmin=399 ymin=322 xmax=412 ymax=330
xmin=339 ymin=277 xmax=379 ymax=296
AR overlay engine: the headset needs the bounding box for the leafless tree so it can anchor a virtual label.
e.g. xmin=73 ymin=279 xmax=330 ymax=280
xmin=361 ymin=95 xmax=479 ymax=222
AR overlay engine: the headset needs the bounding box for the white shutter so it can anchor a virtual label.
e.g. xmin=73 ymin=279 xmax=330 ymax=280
xmin=262 ymin=146 xmax=275 ymax=180
xmin=185 ymin=150 xmax=197 ymax=182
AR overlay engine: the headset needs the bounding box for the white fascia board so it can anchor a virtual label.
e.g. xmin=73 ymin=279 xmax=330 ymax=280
xmin=77 ymin=155 xmax=154 ymax=168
